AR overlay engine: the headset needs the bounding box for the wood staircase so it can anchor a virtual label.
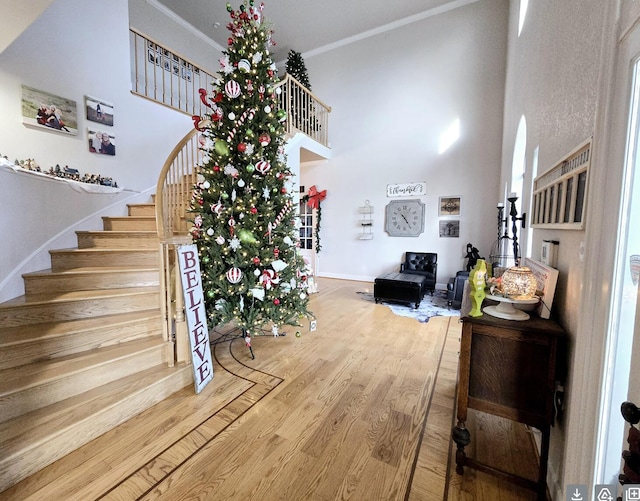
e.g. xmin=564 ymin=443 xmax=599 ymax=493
xmin=0 ymin=201 xmax=192 ymax=494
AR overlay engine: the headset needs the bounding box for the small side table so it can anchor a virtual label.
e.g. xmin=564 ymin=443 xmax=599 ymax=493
xmin=452 ymin=312 xmax=565 ymax=501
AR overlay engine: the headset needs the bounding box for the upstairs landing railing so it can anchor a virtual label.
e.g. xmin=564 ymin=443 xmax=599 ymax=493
xmin=275 ymin=74 xmax=332 ymax=148
xmin=156 ymin=75 xmax=331 ymax=364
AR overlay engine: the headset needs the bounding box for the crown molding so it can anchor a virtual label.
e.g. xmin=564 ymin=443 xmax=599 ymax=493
xmin=301 ymin=0 xmax=481 ymax=59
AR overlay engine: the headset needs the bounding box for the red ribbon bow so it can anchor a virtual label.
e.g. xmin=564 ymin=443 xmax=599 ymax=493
xmin=306 ymin=185 xmax=326 ymax=209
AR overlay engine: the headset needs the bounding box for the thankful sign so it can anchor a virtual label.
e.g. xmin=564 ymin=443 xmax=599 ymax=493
xmin=386 ymin=182 xmax=426 ymax=197
xmin=177 ymin=244 xmax=214 ymax=394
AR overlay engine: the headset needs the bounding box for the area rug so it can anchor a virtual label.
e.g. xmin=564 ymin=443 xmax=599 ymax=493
xmin=357 ymin=290 xmax=460 ymax=323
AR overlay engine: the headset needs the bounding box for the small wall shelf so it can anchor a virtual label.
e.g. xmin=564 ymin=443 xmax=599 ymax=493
xmin=358 ymin=200 xmax=374 ymax=240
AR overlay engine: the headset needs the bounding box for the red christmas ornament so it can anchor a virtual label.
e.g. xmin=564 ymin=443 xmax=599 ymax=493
xmin=213 ymin=165 xmax=220 ymax=172
xmin=255 ymin=160 xmax=271 ymax=175
xmin=250 ymin=206 xmax=258 ymax=214
xmin=227 ymin=37 xmax=233 ymax=45
xmin=281 ymin=187 xmax=287 ymax=194
xmin=274 ymin=247 xmax=280 ymax=257
xmin=252 ymin=256 xmax=260 ymax=264
xmin=259 ymin=133 xmax=271 ymax=146
xmin=225 ymin=80 xmax=241 ymax=98
xmin=273 ymin=298 xmax=280 ymax=306
xmin=237 ymin=142 xmax=247 ymax=153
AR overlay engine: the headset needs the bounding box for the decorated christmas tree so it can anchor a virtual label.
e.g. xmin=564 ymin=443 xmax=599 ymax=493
xmin=189 ymin=0 xmax=312 ymax=350
xmin=285 ymin=50 xmax=311 ymax=90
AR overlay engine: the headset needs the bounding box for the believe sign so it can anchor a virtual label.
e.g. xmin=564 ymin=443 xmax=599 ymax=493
xmin=177 ymin=244 xmax=214 ymax=394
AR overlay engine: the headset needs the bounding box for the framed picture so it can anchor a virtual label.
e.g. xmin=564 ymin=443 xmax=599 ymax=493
xmin=21 ymin=85 xmax=78 ymax=135
xmin=439 ymin=220 xmax=460 ymax=238
xmin=439 ymin=196 xmax=461 ymax=216
xmin=85 ymin=96 xmax=114 ymax=127
xmin=521 ymin=257 xmax=558 ymax=319
xmin=88 ymin=129 xmax=116 ymax=156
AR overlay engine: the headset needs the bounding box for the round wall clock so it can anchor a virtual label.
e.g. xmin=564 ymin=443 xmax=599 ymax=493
xmin=385 ymin=199 xmax=425 ymax=237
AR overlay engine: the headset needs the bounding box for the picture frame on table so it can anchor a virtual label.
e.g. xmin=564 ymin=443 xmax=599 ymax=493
xmin=521 ymin=257 xmax=559 ymax=319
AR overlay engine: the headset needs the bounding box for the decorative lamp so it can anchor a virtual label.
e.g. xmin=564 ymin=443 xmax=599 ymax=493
xmin=501 ymin=266 xmax=538 ymax=300
xmin=483 ymin=266 xmax=539 ymax=321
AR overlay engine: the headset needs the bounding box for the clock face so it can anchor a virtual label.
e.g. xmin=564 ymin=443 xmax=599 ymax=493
xmin=385 ymin=200 xmax=425 ymax=237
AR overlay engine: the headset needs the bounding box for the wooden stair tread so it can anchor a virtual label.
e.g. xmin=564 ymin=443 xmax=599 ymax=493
xmin=0 ymin=286 xmax=160 ymax=307
xmin=23 ymin=266 xmax=158 ymax=276
xmin=0 ymin=363 xmax=190 ymax=460
xmin=74 ymin=230 xmax=157 ymax=236
xmin=0 ymin=337 xmax=165 ymax=394
xmin=0 ymin=310 xmax=161 ymax=346
xmin=50 ymin=247 xmax=158 ymax=253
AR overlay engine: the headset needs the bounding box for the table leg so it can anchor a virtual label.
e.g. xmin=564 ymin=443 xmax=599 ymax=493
xmin=452 ymin=421 xmax=471 ymax=474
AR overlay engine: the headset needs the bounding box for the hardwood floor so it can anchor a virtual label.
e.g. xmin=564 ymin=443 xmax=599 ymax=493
xmin=1 ymin=278 xmax=539 ymax=500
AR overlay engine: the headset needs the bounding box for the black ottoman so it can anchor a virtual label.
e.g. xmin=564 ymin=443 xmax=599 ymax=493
xmin=374 ymin=272 xmax=427 ymax=309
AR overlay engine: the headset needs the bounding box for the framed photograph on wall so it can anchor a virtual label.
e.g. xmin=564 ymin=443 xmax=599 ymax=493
xmin=88 ymin=129 xmax=116 ymax=156
xmin=21 ymin=85 xmax=78 ymax=135
xmin=85 ymin=96 xmax=113 ymax=127
xmin=439 ymin=220 xmax=460 ymax=238
xmin=439 ymin=196 xmax=461 ymax=216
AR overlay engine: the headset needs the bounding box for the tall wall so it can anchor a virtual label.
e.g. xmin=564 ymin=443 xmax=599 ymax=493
xmin=499 ymin=0 xmax=611 ymax=496
xmin=302 ymin=0 xmax=509 ymax=286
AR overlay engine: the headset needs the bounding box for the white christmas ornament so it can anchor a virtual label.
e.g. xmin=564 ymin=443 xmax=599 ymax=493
xmin=225 ymin=80 xmax=241 ymax=98
xmin=283 ymin=236 xmax=294 ymax=246
xmin=251 ymin=287 xmax=265 ymax=301
xmin=203 ymin=181 xmax=211 ymax=189
xmin=206 ymin=228 xmax=214 ymax=236
xmin=228 ymin=112 xmax=236 ymax=121
xmin=238 ymin=59 xmax=251 ymax=72
xmin=264 ymin=105 xmax=272 ymax=114
xmin=238 ymin=179 xmax=246 ymax=188
xmin=226 ymin=267 xmax=242 ymax=284
xmin=271 ymin=259 xmax=288 ymax=272
xmin=215 ymin=235 xmax=225 ymax=245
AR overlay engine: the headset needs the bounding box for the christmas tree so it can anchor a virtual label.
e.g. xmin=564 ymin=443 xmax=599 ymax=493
xmin=285 ymin=50 xmax=311 ymax=90
xmin=189 ymin=0 xmax=312 ymax=348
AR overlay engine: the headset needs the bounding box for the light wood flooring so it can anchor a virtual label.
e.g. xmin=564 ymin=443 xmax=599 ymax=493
xmin=1 ymin=278 xmax=539 ymax=500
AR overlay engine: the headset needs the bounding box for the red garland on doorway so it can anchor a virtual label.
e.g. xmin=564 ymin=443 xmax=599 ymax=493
xmin=302 ymin=185 xmax=326 ymax=252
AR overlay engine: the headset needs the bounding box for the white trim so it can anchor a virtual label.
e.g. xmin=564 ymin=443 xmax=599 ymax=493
xmin=297 ymin=0 xmax=481 ymax=60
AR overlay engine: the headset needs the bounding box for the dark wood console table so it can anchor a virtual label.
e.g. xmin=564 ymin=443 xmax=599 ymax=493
xmin=452 ymin=312 xmax=565 ymax=501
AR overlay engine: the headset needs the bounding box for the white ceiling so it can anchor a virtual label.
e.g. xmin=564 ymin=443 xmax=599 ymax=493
xmin=153 ymin=0 xmax=477 ymax=63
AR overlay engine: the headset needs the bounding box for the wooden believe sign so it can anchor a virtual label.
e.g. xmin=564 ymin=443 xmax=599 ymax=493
xmin=177 ymin=244 xmax=214 ymax=394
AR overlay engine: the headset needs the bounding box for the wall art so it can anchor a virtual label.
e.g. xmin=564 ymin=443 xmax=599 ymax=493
xmin=21 ymin=85 xmax=77 ymax=135
xmin=439 ymin=220 xmax=460 ymax=238
xmin=88 ymin=129 xmax=116 ymax=156
xmin=85 ymin=96 xmax=114 ymax=127
xmin=439 ymin=196 xmax=461 ymax=216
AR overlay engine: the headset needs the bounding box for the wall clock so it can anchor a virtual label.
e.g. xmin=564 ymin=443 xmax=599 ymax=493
xmin=385 ymin=199 xmax=425 ymax=237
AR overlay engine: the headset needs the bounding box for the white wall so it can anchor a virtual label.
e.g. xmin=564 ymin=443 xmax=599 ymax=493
xmin=301 ymin=0 xmax=509 ymax=286
xmin=499 ymin=0 xmax=610 ymax=496
xmin=0 ymin=0 xmax=209 ymax=301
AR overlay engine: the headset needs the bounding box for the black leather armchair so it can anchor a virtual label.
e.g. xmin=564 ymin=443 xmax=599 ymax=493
xmin=400 ymin=252 xmax=437 ymax=295
xmin=447 ymin=271 xmax=469 ymax=308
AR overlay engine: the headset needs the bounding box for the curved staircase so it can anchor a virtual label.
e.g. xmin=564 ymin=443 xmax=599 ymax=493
xmin=0 ymin=201 xmax=192 ymax=493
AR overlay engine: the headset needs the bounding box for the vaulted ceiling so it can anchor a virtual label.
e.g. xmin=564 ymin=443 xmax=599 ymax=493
xmin=153 ymin=0 xmax=478 ymax=63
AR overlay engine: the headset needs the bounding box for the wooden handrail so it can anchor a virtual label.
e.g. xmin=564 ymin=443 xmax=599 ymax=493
xmin=275 ymin=74 xmax=332 ymax=147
